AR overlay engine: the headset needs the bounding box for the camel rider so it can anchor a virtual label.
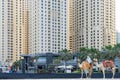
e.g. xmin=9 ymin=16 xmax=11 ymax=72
xmin=86 ymin=56 xmax=92 ymax=66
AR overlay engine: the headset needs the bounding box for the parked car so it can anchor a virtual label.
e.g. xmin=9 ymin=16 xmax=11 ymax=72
xmin=115 ymin=65 xmax=119 ymax=72
xmin=0 ymin=67 xmax=9 ymax=73
xmin=93 ymin=64 xmax=99 ymax=72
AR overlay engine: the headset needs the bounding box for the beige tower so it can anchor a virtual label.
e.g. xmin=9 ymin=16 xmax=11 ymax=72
xmin=0 ymin=0 xmax=28 ymax=64
xmin=69 ymin=0 xmax=78 ymax=53
xmin=103 ymin=0 xmax=116 ymax=46
xmin=13 ymin=0 xmax=28 ymax=62
xmin=0 ymin=0 xmax=14 ymax=66
xmin=69 ymin=0 xmax=116 ymax=52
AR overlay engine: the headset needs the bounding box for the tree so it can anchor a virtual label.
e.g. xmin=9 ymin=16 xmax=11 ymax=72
xmin=89 ymin=48 xmax=98 ymax=58
xmin=58 ymin=49 xmax=73 ymax=73
xmin=78 ymin=47 xmax=102 ymax=62
xmin=59 ymin=49 xmax=72 ymax=61
xmin=104 ymin=44 xmax=120 ymax=60
xmin=78 ymin=47 xmax=88 ymax=61
xmin=113 ymin=43 xmax=120 ymax=57
xmin=103 ymin=45 xmax=116 ymax=60
xmin=11 ymin=59 xmax=22 ymax=71
xmin=90 ymin=48 xmax=103 ymax=62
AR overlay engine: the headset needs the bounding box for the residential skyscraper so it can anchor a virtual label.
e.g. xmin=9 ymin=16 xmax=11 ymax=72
xmin=28 ymin=0 xmax=70 ymax=54
xmin=0 ymin=0 xmax=13 ymax=65
xmin=69 ymin=0 xmax=78 ymax=52
xmin=13 ymin=0 xmax=28 ymax=62
xmin=0 ymin=0 xmax=116 ymax=65
xmin=103 ymin=0 xmax=116 ymax=47
xmin=0 ymin=0 xmax=28 ymax=65
xmin=69 ymin=0 xmax=116 ymax=52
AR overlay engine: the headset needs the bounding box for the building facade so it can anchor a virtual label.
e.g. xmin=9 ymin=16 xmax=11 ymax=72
xmin=0 ymin=0 xmax=13 ymax=65
xmin=103 ymin=0 xmax=116 ymax=47
xmin=0 ymin=0 xmax=28 ymax=65
xmin=28 ymin=0 xmax=70 ymax=53
xmin=13 ymin=0 xmax=28 ymax=62
xmin=69 ymin=0 xmax=116 ymax=52
xmin=0 ymin=0 xmax=116 ymax=64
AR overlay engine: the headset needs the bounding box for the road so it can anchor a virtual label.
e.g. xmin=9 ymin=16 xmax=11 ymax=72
xmin=0 ymin=73 xmax=120 ymax=79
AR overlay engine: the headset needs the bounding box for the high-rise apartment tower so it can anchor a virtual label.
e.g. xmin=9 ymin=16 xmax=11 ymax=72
xmin=13 ymin=0 xmax=28 ymax=62
xmin=69 ymin=0 xmax=116 ymax=52
xmin=0 ymin=0 xmax=28 ymax=65
xmin=0 ymin=0 xmax=13 ymax=65
xmin=28 ymin=0 xmax=70 ymax=53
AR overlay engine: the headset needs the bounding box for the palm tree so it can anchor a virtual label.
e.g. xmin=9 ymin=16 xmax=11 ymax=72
xmin=89 ymin=48 xmax=103 ymax=62
xmin=114 ymin=43 xmax=120 ymax=57
xmin=78 ymin=47 xmax=88 ymax=61
xmin=103 ymin=45 xmax=115 ymax=60
xmin=78 ymin=47 xmax=102 ymax=62
xmin=59 ymin=49 xmax=72 ymax=73
xmin=59 ymin=49 xmax=72 ymax=61
xmin=12 ymin=59 xmax=22 ymax=71
xmin=89 ymin=48 xmax=98 ymax=58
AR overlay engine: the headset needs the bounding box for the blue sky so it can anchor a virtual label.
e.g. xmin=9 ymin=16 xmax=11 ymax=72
xmin=116 ymin=0 xmax=120 ymax=32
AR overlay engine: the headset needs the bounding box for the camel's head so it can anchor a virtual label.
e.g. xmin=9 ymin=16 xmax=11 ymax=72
xmin=93 ymin=58 xmax=98 ymax=62
xmin=77 ymin=58 xmax=80 ymax=63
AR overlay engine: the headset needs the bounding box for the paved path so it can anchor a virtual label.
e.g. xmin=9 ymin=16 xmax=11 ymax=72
xmin=2 ymin=78 xmax=120 ymax=80
xmin=0 ymin=73 xmax=120 ymax=79
xmin=17 ymin=78 xmax=120 ymax=80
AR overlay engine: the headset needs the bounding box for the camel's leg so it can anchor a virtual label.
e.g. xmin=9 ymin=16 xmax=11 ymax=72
xmin=88 ymin=68 xmax=92 ymax=78
xmin=84 ymin=69 xmax=89 ymax=78
xmin=100 ymin=67 xmax=105 ymax=78
xmin=85 ymin=72 xmax=88 ymax=78
xmin=102 ymin=68 xmax=105 ymax=78
xmin=81 ymin=69 xmax=83 ymax=78
xmin=112 ymin=67 xmax=115 ymax=78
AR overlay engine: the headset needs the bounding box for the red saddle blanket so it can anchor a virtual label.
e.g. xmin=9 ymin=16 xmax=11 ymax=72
xmin=102 ymin=60 xmax=114 ymax=68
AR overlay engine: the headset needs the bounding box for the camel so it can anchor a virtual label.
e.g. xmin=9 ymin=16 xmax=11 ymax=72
xmin=93 ymin=59 xmax=116 ymax=78
xmin=78 ymin=60 xmax=93 ymax=78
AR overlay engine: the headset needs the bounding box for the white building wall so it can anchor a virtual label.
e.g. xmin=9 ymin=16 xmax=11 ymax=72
xmin=28 ymin=0 xmax=69 ymax=54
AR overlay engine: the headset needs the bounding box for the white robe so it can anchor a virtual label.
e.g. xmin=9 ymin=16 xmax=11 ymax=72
xmin=86 ymin=56 xmax=92 ymax=63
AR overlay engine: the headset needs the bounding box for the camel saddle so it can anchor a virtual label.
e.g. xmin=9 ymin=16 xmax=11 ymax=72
xmin=103 ymin=60 xmax=114 ymax=68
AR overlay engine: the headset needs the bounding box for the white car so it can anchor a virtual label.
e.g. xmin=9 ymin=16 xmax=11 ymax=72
xmin=0 ymin=67 xmax=10 ymax=73
xmin=93 ymin=64 xmax=99 ymax=72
